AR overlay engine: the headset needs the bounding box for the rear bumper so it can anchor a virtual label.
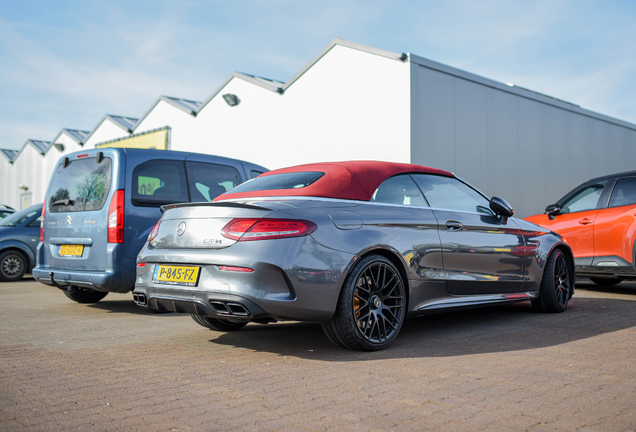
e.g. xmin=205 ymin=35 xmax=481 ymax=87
xmin=133 ymin=236 xmax=355 ymax=322
xmin=33 ymin=266 xmax=128 ymax=293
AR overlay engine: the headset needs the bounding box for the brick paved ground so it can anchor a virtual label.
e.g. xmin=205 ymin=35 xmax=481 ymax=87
xmin=1 ymin=279 xmax=635 ymax=431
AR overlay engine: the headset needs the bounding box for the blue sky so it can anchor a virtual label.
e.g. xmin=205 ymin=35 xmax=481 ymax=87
xmin=1 ymin=0 xmax=635 ymax=150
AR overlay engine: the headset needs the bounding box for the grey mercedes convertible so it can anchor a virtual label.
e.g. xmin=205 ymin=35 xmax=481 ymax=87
xmin=133 ymin=161 xmax=574 ymax=351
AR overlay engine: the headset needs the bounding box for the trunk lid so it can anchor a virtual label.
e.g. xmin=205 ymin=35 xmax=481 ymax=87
xmin=151 ymin=202 xmax=278 ymax=250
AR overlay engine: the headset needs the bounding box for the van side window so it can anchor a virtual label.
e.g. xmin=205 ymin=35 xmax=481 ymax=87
xmin=132 ymin=160 xmax=189 ymax=207
xmin=250 ymin=170 xmax=264 ymax=179
xmin=186 ymin=162 xmax=242 ymax=202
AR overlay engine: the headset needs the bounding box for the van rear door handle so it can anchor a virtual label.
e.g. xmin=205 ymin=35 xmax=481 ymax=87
xmin=579 ymin=218 xmax=593 ymax=225
xmin=446 ymin=221 xmax=463 ymax=230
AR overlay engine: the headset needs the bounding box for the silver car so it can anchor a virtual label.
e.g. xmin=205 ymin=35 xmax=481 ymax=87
xmin=133 ymin=161 xmax=574 ymax=351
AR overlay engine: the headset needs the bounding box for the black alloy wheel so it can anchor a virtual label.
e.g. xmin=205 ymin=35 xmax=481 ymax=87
xmin=322 ymin=255 xmax=406 ymax=351
xmin=532 ymin=249 xmax=573 ymax=313
xmin=191 ymin=315 xmax=248 ymax=331
xmin=0 ymin=250 xmax=27 ymax=282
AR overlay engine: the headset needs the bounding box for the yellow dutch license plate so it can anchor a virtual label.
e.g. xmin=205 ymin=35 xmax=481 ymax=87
xmin=59 ymin=244 xmax=84 ymax=257
xmin=153 ymin=265 xmax=200 ymax=286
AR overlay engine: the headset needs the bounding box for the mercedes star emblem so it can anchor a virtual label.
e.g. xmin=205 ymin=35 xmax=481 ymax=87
xmin=176 ymin=221 xmax=187 ymax=236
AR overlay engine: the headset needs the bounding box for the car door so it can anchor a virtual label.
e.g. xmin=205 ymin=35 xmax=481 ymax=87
xmin=411 ymin=174 xmax=526 ymax=295
xmin=592 ymin=177 xmax=636 ymax=267
xmin=539 ymin=181 xmax=607 ymax=265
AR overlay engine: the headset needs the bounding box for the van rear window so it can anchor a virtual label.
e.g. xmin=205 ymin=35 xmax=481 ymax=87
xmin=48 ymin=158 xmax=112 ymax=213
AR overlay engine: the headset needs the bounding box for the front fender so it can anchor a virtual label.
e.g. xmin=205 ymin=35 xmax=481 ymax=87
xmin=0 ymin=240 xmax=36 ymax=269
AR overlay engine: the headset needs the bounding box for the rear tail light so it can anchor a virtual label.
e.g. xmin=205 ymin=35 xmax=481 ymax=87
xmin=148 ymin=218 xmax=162 ymax=242
xmin=40 ymin=201 xmax=46 ymax=242
xmin=221 ymin=218 xmax=317 ymax=242
xmin=108 ymin=190 xmax=125 ymax=243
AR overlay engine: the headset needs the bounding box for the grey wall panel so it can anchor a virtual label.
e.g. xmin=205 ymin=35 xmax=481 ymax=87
xmin=411 ymin=63 xmax=636 ymax=218
xmin=410 ymin=65 xmax=455 ymax=172
xmin=454 ymin=77 xmax=488 ymax=192
xmin=516 ymin=97 xmax=545 ymax=217
xmin=486 ymin=89 xmax=518 ymax=206
xmin=542 ymin=106 xmax=571 ymax=207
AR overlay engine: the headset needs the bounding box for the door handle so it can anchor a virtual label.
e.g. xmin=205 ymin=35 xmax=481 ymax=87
xmin=578 ymin=218 xmax=593 ymax=225
xmin=446 ymin=220 xmax=463 ymax=230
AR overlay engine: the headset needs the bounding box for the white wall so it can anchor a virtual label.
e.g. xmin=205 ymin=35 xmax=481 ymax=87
xmin=8 ymin=144 xmax=44 ymax=209
xmin=0 ymin=156 xmax=12 ymax=207
xmin=83 ymin=118 xmax=129 ymax=149
xmin=170 ymin=44 xmax=411 ymax=170
xmin=133 ymin=100 xmax=196 ymax=149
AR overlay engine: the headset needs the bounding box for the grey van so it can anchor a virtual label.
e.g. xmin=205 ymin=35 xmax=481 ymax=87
xmin=33 ymin=148 xmax=267 ymax=304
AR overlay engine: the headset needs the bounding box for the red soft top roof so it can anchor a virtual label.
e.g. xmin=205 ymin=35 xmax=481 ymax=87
xmin=214 ymin=160 xmax=454 ymax=202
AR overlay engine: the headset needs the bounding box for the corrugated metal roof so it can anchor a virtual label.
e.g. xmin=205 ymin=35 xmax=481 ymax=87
xmin=106 ymin=115 xmax=139 ymax=131
xmin=163 ymin=96 xmax=202 ymax=113
xmin=28 ymin=139 xmax=51 ymax=154
xmin=240 ymin=73 xmax=285 ymax=87
xmin=0 ymin=149 xmax=18 ymax=162
xmin=64 ymin=129 xmax=90 ymax=143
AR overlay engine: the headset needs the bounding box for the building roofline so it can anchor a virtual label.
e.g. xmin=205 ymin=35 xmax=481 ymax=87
xmin=195 ymin=39 xmax=405 ymax=114
xmin=132 ymin=95 xmax=202 ymax=133
xmin=82 ymin=114 xmax=137 ymax=145
xmin=409 ymin=53 xmax=636 ymax=132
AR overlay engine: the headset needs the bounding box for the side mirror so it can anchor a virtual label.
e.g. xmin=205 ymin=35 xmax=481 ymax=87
xmin=490 ymin=197 xmax=514 ymax=224
xmin=545 ymin=204 xmax=561 ymax=217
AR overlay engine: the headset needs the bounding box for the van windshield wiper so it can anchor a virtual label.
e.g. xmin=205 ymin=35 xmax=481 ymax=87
xmin=51 ymin=198 xmax=75 ymax=206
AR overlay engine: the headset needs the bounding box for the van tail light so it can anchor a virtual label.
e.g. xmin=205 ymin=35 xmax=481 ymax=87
xmin=40 ymin=201 xmax=46 ymax=242
xmin=221 ymin=218 xmax=317 ymax=242
xmin=148 ymin=218 xmax=162 ymax=242
xmin=108 ymin=190 xmax=125 ymax=243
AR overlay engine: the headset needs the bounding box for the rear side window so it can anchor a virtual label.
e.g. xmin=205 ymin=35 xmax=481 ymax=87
xmin=412 ymin=174 xmax=492 ymax=214
xmin=49 ymin=158 xmax=112 ymax=213
xmin=228 ymin=171 xmax=324 ymax=194
xmin=132 ymin=160 xmax=189 ymax=207
xmin=560 ymin=181 xmax=606 ymax=214
xmin=186 ymin=162 xmax=241 ymax=202
xmin=609 ymin=178 xmax=636 ymax=208
xmin=371 ymin=175 xmax=428 ymax=206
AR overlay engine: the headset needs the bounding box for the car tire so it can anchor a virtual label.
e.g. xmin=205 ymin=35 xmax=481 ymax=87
xmin=322 ymin=254 xmax=406 ymax=351
xmin=191 ymin=315 xmax=248 ymax=331
xmin=532 ymin=248 xmax=573 ymax=313
xmin=590 ymin=277 xmax=621 ymax=287
xmin=0 ymin=250 xmax=28 ymax=282
xmin=63 ymin=288 xmax=108 ymax=303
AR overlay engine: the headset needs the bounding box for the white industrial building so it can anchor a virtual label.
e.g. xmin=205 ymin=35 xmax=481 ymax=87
xmin=2 ymin=39 xmax=636 ymax=217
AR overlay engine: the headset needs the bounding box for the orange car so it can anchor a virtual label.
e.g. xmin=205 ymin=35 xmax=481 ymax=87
xmin=525 ymin=170 xmax=636 ymax=287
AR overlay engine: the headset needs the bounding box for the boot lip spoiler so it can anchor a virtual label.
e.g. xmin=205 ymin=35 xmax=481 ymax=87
xmin=161 ymin=202 xmax=272 ymax=213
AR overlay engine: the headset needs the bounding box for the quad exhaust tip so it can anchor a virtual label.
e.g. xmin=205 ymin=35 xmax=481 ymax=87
xmin=133 ymin=293 xmax=147 ymax=306
xmin=209 ymin=300 xmax=250 ymax=316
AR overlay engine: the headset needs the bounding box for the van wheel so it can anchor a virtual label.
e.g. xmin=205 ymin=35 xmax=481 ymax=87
xmin=590 ymin=277 xmax=621 ymax=287
xmin=63 ymin=288 xmax=108 ymax=303
xmin=191 ymin=315 xmax=248 ymax=331
xmin=0 ymin=250 xmax=27 ymax=282
xmin=532 ymin=249 xmax=573 ymax=313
